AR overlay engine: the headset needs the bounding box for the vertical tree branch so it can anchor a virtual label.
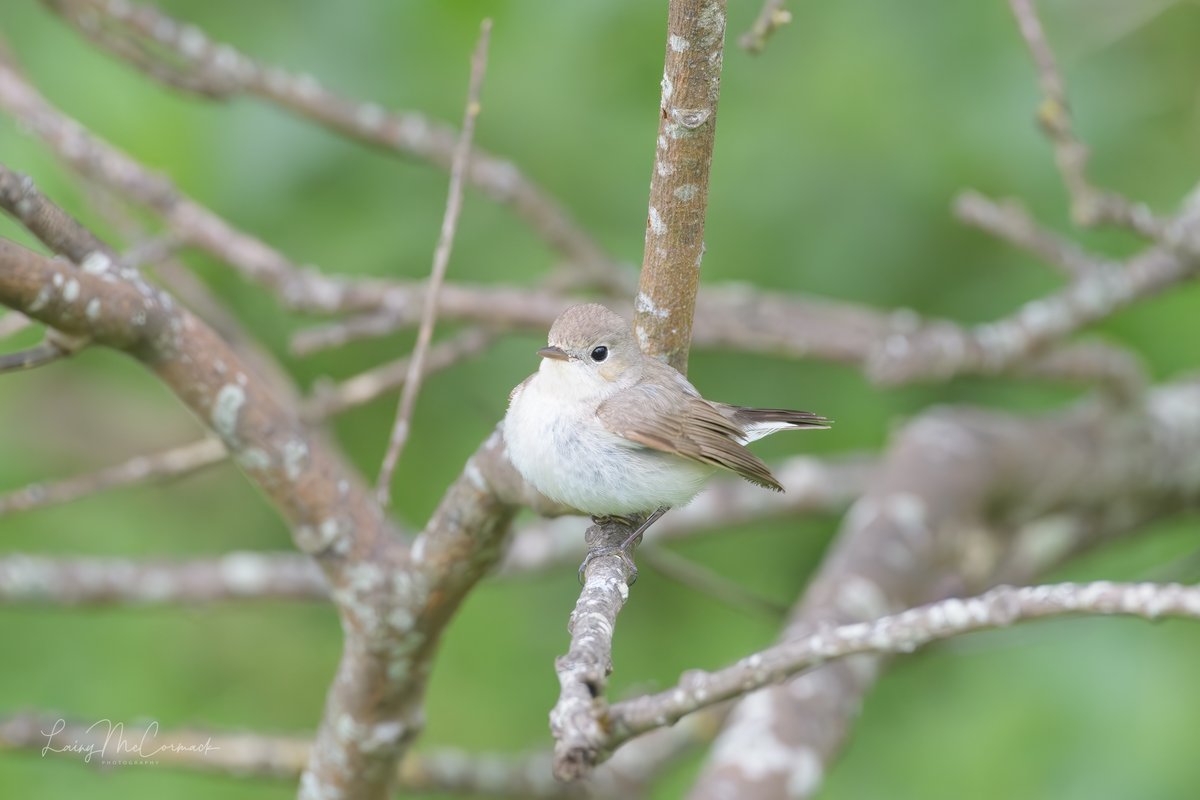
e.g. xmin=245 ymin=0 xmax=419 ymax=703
xmin=634 ymin=0 xmax=727 ymax=374
xmin=551 ymin=0 xmax=729 ymax=781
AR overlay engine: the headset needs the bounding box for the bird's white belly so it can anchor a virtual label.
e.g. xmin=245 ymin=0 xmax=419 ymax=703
xmin=504 ymin=386 xmax=712 ymax=516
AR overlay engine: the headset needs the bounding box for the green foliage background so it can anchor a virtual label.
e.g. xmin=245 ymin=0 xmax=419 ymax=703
xmin=2 ymin=1 xmax=1199 ymax=798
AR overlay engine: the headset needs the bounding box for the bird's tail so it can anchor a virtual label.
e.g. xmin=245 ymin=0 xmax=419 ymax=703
xmin=725 ymin=406 xmax=832 ymax=443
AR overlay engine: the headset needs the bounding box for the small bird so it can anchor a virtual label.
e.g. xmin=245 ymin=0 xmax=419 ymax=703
xmin=503 ymin=304 xmax=830 ymax=577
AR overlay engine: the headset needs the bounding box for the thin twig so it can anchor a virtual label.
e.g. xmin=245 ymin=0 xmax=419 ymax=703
xmin=1006 ymin=0 xmax=1162 ymax=234
xmin=290 ymin=311 xmax=404 ymax=356
xmin=954 ymin=190 xmax=1104 ymax=279
xmin=375 ymin=19 xmax=491 ymax=505
xmin=0 ymin=338 xmax=66 ymax=372
xmin=0 ymin=438 xmax=226 ymax=516
xmin=640 ymin=546 xmax=789 ymax=620
xmin=304 ymin=326 xmax=492 ymax=420
xmin=739 ymin=0 xmax=793 ymax=54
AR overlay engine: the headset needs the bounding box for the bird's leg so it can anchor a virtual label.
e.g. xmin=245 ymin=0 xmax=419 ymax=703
xmin=578 ymin=507 xmax=670 ymax=585
xmin=618 ymin=506 xmax=668 ymax=551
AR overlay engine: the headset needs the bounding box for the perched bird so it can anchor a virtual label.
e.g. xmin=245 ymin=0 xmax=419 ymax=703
xmin=504 ymin=303 xmax=830 ymax=575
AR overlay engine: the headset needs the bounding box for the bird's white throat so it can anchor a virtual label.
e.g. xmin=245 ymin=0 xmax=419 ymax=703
xmin=534 ymin=357 xmax=617 ymax=406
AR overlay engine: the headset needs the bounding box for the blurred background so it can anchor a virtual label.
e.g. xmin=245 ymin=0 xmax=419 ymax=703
xmin=1 ymin=1 xmax=1199 ymax=797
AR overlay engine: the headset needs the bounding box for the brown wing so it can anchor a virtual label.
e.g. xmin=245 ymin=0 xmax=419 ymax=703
xmin=596 ymin=381 xmax=784 ymax=491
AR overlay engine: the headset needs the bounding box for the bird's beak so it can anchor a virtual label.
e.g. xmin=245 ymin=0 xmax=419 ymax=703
xmin=537 ymin=346 xmax=569 ymax=361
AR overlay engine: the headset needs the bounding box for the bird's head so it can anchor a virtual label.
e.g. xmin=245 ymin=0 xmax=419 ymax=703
xmin=537 ymin=303 xmax=642 ymax=398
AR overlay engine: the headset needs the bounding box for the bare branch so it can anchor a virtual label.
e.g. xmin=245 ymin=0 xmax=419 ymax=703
xmin=1007 ymin=0 xmax=1162 ymax=233
xmin=281 ymin=274 xmax=1150 ymax=393
xmin=1012 ymin=340 xmax=1145 ymax=400
xmin=0 ymin=453 xmax=868 ymax=607
xmin=634 ymin=0 xmax=726 ymax=373
xmin=607 ymin=581 xmax=1200 ymax=744
xmin=866 ymin=237 xmax=1195 ymax=384
xmin=44 ymin=0 xmax=629 ymax=292
xmin=0 ymin=170 xmax=423 ymax=800
xmin=0 ymin=437 xmax=226 ymax=516
xmin=377 ymin=20 xmax=491 ymax=504
xmin=550 ymin=517 xmax=637 ymax=782
xmin=593 ymin=708 xmax=726 ymax=797
xmin=0 ymin=50 xmax=326 ymax=302
xmin=0 ymin=552 xmax=327 ymax=604
xmin=639 ymin=546 xmax=789 ymax=619
xmin=302 ymin=424 xmax=534 ymax=800
xmin=305 ymin=327 xmax=492 ymax=420
xmin=0 ymin=329 xmax=491 ymax=519
xmin=1 ymin=50 xmax=1157 ymax=395
xmin=954 ymin=190 xmax=1104 ymax=279
xmin=0 ymin=166 xmax=109 ymax=261
xmin=287 ymin=284 xmax=572 ymax=346
xmin=6 ymin=0 xmax=1184 ymax=394
xmin=0 ymin=338 xmax=67 ymax=372
xmin=0 ymin=171 xmax=566 ymax=799
xmin=290 ymin=312 xmax=402 ymax=356
xmin=151 ymin=258 xmax=302 ymax=404
xmin=691 ymin=378 xmax=1200 ymax=797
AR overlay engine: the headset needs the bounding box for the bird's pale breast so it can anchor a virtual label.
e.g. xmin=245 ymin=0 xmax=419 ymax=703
xmin=504 ymin=375 xmax=712 ymax=515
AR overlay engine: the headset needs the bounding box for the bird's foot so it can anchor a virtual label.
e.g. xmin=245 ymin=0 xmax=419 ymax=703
xmin=577 ymin=508 xmax=669 ymax=585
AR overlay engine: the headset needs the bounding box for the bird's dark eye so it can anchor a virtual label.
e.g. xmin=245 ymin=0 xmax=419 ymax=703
xmin=590 ymin=346 xmax=608 ymax=362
